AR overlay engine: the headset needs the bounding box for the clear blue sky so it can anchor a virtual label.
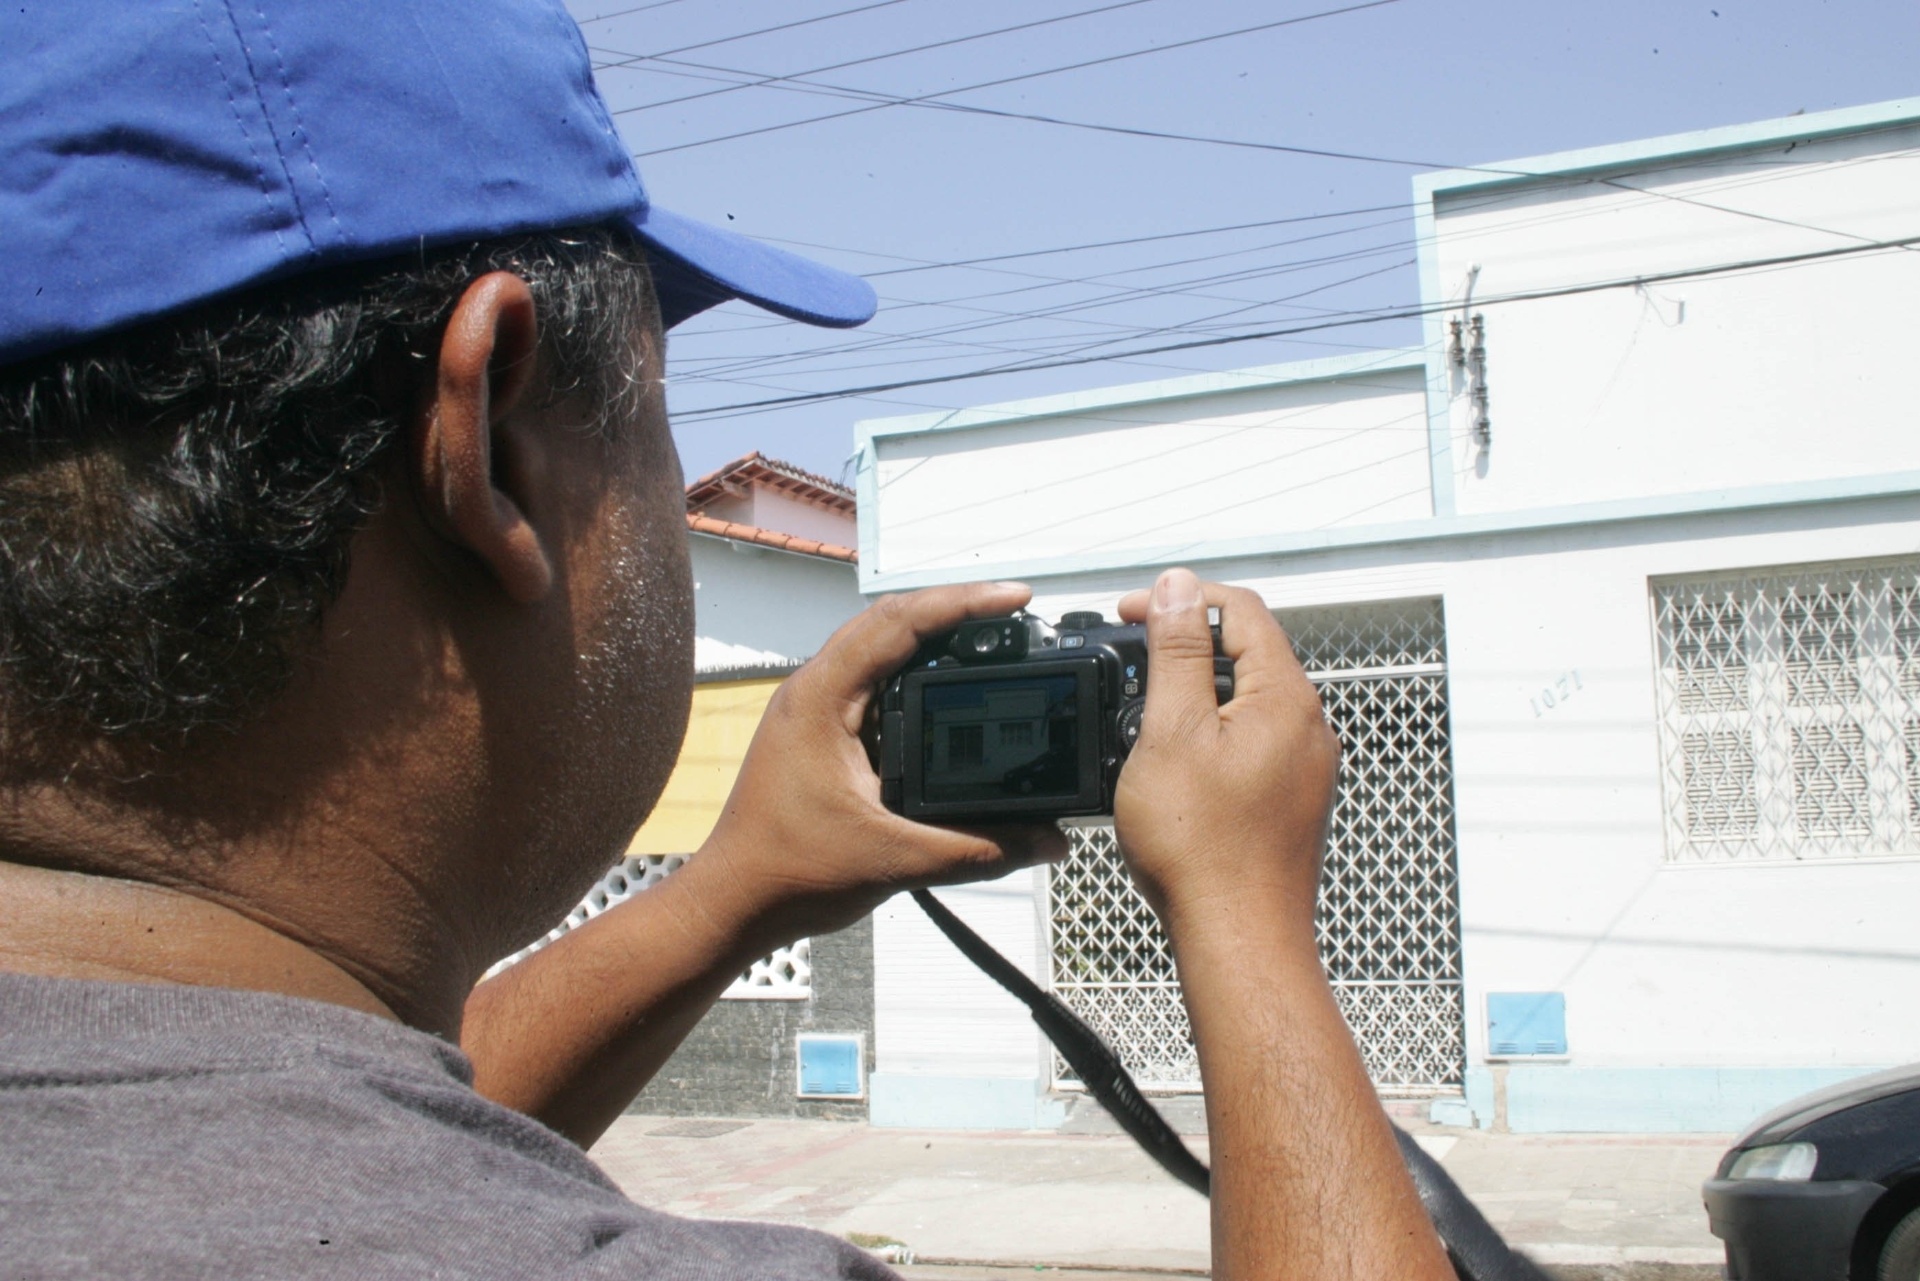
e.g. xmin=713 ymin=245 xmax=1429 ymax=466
xmin=565 ymin=0 xmax=1919 ymax=485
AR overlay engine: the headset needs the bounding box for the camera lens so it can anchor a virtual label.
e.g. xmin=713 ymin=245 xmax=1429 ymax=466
xmin=971 ymin=628 xmax=1001 ymax=655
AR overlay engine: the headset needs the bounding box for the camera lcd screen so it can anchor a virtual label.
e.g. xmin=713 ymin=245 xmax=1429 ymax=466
xmin=919 ymin=673 xmax=1082 ymax=805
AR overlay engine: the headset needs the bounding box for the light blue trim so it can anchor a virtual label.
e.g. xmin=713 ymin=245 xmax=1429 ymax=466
xmin=853 ymin=438 xmax=879 ymax=574
xmin=859 ymin=469 xmax=1920 ymax=594
xmin=853 ymin=349 xmax=1428 ymax=446
xmin=868 ymin=1073 xmax=1067 ymax=1131
xmin=1428 ymin=1096 xmax=1476 ymax=1128
xmin=1415 ymin=96 xmax=1920 ymax=202
xmin=1412 ymin=194 xmax=1456 ymax=518
xmin=1464 ymin=1069 xmax=1496 ymax=1130
xmin=1464 ymin=1065 xmax=1891 ymax=1134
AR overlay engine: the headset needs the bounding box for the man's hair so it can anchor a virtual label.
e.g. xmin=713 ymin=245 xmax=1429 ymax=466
xmin=0 ymin=226 xmax=657 ymax=747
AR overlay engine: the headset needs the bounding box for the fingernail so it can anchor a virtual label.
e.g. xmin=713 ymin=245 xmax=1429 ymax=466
xmin=993 ymin=581 xmax=1030 ymax=593
xmin=1153 ymin=568 xmax=1201 ymax=611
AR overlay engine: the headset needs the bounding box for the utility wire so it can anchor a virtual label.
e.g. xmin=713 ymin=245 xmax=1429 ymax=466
xmin=592 ymin=0 xmax=1169 ymax=111
xmin=603 ymin=44 xmax=1508 ymax=173
xmin=674 ymin=147 xmax=1920 ymax=372
xmin=594 ymin=0 xmax=921 ymax=64
xmin=674 ymin=228 xmax=1419 ymax=382
xmin=678 ymin=128 xmax=1920 ymax=320
xmin=670 ymin=243 xmax=1417 ymax=386
xmin=575 ymin=0 xmax=695 ymax=27
xmin=681 ymin=253 xmax=1415 ymax=391
xmin=669 ymin=232 xmax=1920 ymax=420
xmin=629 ymin=0 xmax=1409 ymax=158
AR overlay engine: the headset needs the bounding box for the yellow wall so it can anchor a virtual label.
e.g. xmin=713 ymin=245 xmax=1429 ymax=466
xmin=626 ymin=676 xmax=784 ymax=855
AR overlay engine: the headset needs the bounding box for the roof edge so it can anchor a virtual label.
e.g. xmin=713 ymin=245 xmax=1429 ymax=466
xmin=855 ymin=347 xmax=1427 ymax=444
xmin=1416 ymin=96 xmax=1920 ymax=202
xmin=688 ymin=513 xmax=858 ymax=563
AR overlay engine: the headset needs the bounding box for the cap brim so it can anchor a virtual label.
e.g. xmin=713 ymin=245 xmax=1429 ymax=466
xmin=628 ymin=205 xmax=877 ymax=331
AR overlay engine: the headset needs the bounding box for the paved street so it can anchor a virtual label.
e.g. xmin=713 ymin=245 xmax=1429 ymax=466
xmin=588 ymin=1112 xmax=1728 ymax=1278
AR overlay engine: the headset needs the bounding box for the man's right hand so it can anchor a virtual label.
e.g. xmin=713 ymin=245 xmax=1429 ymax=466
xmin=1112 ymin=568 xmax=1452 ymax=1281
xmin=1112 ymin=567 xmax=1340 ymax=952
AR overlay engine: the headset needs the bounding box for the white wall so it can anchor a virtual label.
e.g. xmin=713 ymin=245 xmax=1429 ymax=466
xmin=1429 ymin=123 xmax=1920 ymax=516
xmin=1435 ymin=508 xmax=1920 ymax=1070
xmin=872 ymin=869 xmax=1048 ymax=1080
xmin=690 ymin=533 xmax=863 ymax=670
xmin=870 ymin=506 xmax=1920 ymax=1103
xmin=698 ymin=487 xmax=856 ymax=548
xmin=867 ymin=506 xmax=1920 ymax=1128
xmin=865 ymin=360 xmax=1429 ymax=581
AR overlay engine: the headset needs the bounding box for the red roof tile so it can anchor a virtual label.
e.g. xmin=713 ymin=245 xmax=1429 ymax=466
xmin=686 ymin=513 xmax=857 ymax=563
xmin=684 ymin=451 xmax=855 ymax=515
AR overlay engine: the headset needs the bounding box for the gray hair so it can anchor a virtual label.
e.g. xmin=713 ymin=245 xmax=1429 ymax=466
xmin=0 ymin=226 xmax=658 ymax=748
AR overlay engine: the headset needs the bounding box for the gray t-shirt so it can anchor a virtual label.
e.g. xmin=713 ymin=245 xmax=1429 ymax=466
xmin=0 ymin=972 xmax=899 ymax=1279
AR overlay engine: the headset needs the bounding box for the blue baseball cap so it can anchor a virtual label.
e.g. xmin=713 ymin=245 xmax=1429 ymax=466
xmin=0 ymin=0 xmax=878 ymax=369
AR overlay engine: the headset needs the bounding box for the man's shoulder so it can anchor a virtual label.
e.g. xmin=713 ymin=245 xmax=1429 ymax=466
xmin=0 ymin=973 xmax=894 ymax=1279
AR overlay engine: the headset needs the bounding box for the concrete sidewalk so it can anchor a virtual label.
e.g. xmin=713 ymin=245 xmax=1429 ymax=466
xmin=587 ymin=1112 xmax=1728 ymax=1278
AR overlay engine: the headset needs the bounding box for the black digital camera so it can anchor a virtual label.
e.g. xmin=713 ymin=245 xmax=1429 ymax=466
xmin=876 ymin=611 xmax=1232 ymax=823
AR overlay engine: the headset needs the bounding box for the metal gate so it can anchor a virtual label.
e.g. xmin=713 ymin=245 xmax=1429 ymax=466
xmin=1045 ymin=597 xmax=1466 ymax=1093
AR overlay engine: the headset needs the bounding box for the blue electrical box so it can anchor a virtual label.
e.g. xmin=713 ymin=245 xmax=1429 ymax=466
xmin=796 ymin=1035 xmax=864 ymax=1098
xmin=1486 ymin=992 xmax=1567 ymax=1058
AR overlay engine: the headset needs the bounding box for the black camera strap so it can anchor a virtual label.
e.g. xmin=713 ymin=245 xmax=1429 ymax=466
xmin=910 ymin=887 xmax=1211 ymax=1194
xmin=909 ymin=887 xmax=1551 ymax=1281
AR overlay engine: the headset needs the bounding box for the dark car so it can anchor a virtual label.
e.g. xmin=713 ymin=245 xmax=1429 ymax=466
xmin=1704 ymin=1064 xmax=1920 ymax=1280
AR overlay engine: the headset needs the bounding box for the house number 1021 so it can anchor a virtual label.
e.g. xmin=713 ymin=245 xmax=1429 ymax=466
xmin=1531 ymin=670 xmax=1583 ymax=718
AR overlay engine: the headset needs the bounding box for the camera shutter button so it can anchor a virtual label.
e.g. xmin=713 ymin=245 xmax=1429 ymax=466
xmin=1117 ymin=698 xmax=1146 ymax=753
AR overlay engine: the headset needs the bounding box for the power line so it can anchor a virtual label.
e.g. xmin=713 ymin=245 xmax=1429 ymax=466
xmin=674 ymin=146 xmax=1920 ymax=375
xmin=575 ymin=0 xmax=696 ymax=27
xmin=592 ymin=0 xmax=1168 ymax=111
xmin=679 ymin=252 xmax=1414 ymax=389
xmin=669 ymin=232 xmax=1920 ymax=420
xmin=629 ymin=0 xmax=1410 ymax=158
xmin=595 ymin=0 xmax=922 ymax=64
xmin=674 ymin=227 xmax=1419 ymax=382
xmin=671 ymin=245 xmax=1416 ymax=388
xmin=680 ymin=125 xmax=1920 ymax=306
xmin=605 ymin=45 xmax=1502 ymax=173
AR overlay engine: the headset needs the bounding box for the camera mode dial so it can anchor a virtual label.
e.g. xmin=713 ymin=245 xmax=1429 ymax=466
xmin=1117 ymin=698 xmax=1145 ymax=754
xmin=1059 ymin=611 xmax=1105 ymax=631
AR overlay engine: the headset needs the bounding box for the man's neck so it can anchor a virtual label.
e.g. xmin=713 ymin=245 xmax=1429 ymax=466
xmin=0 ymin=860 xmax=399 ymax=1023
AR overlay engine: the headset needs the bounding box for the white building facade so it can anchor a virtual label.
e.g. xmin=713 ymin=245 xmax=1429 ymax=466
xmin=854 ymin=99 xmax=1920 ymax=1132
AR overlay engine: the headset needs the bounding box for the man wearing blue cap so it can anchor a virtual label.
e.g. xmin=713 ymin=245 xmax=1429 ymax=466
xmin=0 ymin=3 xmax=1450 ymax=1278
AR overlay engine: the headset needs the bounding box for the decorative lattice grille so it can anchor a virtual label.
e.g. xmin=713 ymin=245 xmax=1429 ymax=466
xmin=1654 ymin=558 xmax=1920 ymax=862
xmin=484 ymin=854 xmax=812 ymax=999
xmin=1047 ymin=598 xmax=1465 ymax=1093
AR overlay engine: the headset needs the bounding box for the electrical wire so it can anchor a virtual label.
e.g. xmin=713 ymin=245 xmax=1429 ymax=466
xmin=574 ymin=0 xmax=696 ymax=27
xmin=669 ymin=231 xmax=1920 ymax=421
xmin=673 ymin=234 xmax=1421 ymax=384
xmin=669 ymin=144 xmax=1920 ymax=381
xmin=628 ymin=0 xmax=1409 ymax=158
xmin=592 ymin=0 xmax=922 ymax=66
xmin=591 ymin=0 xmax=1171 ymax=112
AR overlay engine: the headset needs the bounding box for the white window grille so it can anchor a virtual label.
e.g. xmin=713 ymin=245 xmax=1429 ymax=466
xmin=1653 ymin=557 xmax=1920 ymax=863
xmin=484 ymin=853 xmax=812 ymax=999
xmin=1046 ymin=598 xmax=1465 ymax=1094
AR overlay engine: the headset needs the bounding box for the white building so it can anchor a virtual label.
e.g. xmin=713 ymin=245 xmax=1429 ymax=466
xmin=854 ymin=98 xmax=1920 ymax=1132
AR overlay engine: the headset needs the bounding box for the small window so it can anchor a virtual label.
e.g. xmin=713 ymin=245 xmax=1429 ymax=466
xmin=1653 ymin=557 xmax=1920 ymax=862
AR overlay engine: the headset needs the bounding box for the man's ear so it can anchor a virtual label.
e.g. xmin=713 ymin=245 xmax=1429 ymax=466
xmin=411 ymin=271 xmax=553 ymax=604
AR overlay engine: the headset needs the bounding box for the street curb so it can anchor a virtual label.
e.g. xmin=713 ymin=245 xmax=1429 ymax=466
xmin=1522 ymin=1244 xmax=1723 ymax=1265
